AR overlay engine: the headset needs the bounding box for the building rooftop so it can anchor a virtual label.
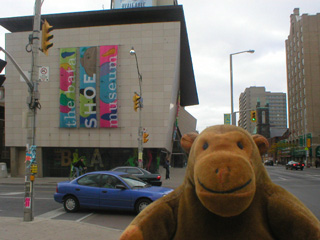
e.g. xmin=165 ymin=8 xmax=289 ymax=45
xmin=0 ymin=5 xmax=198 ymax=107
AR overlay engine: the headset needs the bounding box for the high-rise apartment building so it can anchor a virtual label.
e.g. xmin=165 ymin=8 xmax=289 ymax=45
xmin=285 ymin=9 xmax=320 ymax=155
xmin=238 ymin=87 xmax=287 ymax=135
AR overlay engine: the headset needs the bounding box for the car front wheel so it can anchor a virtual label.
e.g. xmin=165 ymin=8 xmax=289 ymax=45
xmin=64 ymin=196 xmax=79 ymax=213
xmin=135 ymin=198 xmax=151 ymax=214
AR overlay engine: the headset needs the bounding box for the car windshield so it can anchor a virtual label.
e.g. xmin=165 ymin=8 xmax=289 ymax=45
xmin=140 ymin=168 xmax=151 ymax=174
xmin=120 ymin=174 xmax=150 ymax=188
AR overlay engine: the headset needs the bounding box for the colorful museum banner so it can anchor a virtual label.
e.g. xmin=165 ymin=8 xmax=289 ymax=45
xmin=59 ymin=48 xmax=77 ymax=128
xmin=99 ymin=45 xmax=118 ymax=128
xmin=79 ymin=47 xmax=97 ymax=128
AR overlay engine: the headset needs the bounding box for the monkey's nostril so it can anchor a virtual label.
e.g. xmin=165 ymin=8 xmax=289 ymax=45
xmin=215 ymin=168 xmax=219 ymax=174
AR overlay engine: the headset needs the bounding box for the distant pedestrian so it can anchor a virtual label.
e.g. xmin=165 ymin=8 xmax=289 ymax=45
xmin=164 ymin=158 xmax=170 ymax=179
xmin=315 ymin=159 xmax=319 ymax=168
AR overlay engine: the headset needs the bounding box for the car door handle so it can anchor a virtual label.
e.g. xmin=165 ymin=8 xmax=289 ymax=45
xmin=102 ymin=191 xmax=107 ymax=193
xmin=75 ymin=188 xmax=80 ymax=191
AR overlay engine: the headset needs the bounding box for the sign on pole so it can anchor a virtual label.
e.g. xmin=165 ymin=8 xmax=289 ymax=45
xmin=38 ymin=66 xmax=49 ymax=82
xmin=224 ymin=114 xmax=231 ymax=125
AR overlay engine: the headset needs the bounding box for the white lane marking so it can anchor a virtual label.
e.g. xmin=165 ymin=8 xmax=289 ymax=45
xmin=0 ymin=196 xmax=52 ymax=200
xmin=37 ymin=207 xmax=65 ymax=219
xmin=278 ymin=177 xmax=287 ymax=181
xmin=0 ymin=192 xmax=24 ymax=196
xmin=76 ymin=213 xmax=94 ymax=222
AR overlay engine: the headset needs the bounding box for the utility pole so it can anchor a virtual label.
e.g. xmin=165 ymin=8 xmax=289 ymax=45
xmin=23 ymin=0 xmax=41 ymax=222
xmin=0 ymin=0 xmax=42 ymax=222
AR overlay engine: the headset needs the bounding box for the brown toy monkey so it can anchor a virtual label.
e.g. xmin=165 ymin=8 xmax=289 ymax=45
xmin=120 ymin=125 xmax=320 ymax=240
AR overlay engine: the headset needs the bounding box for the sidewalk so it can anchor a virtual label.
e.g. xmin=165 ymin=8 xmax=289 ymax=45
xmin=0 ymin=167 xmax=187 ymax=240
xmin=0 ymin=217 xmax=123 ymax=240
xmin=0 ymin=166 xmax=187 ymax=188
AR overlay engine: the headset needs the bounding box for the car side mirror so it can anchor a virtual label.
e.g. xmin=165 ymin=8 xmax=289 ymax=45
xmin=115 ymin=184 xmax=127 ymax=190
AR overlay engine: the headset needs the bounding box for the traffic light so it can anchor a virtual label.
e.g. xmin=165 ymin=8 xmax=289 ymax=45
xmin=307 ymin=138 xmax=311 ymax=148
xmin=41 ymin=19 xmax=54 ymax=56
xmin=132 ymin=93 xmax=141 ymax=112
xmin=143 ymin=132 xmax=149 ymax=143
xmin=0 ymin=59 xmax=7 ymax=87
xmin=250 ymin=110 xmax=257 ymax=122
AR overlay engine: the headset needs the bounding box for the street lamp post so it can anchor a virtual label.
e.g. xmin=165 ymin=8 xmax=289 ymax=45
xmin=230 ymin=50 xmax=255 ymax=125
xmin=130 ymin=47 xmax=143 ymax=168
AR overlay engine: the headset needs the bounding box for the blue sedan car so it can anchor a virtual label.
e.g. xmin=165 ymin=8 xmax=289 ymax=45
xmin=54 ymin=171 xmax=173 ymax=214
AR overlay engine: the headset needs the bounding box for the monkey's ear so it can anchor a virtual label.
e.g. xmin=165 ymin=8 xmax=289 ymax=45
xmin=181 ymin=132 xmax=199 ymax=153
xmin=252 ymin=134 xmax=269 ymax=155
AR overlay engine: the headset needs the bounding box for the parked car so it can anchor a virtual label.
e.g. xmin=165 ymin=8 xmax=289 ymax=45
xmin=286 ymin=161 xmax=305 ymax=170
xmin=54 ymin=171 xmax=173 ymax=214
xmin=264 ymin=160 xmax=274 ymax=166
xmin=111 ymin=166 xmax=162 ymax=186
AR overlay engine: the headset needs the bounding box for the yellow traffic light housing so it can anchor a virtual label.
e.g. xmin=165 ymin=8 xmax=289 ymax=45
xmin=250 ymin=110 xmax=257 ymax=122
xmin=132 ymin=93 xmax=141 ymax=112
xmin=143 ymin=132 xmax=149 ymax=143
xmin=307 ymin=138 xmax=311 ymax=148
xmin=41 ymin=19 xmax=54 ymax=56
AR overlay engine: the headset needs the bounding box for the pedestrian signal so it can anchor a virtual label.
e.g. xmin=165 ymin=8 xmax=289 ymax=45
xmin=0 ymin=59 xmax=7 ymax=87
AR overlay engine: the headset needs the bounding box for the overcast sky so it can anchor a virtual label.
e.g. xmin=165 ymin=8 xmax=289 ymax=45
xmin=0 ymin=0 xmax=319 ymax=133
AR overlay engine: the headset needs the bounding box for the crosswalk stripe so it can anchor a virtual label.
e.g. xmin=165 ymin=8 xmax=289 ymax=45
xmin=37 ymin=207 xmax=65 ymax=219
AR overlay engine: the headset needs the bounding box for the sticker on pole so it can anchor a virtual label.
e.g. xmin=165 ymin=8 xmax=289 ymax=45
xmin=25 ymin=197 xmax=31 ymax=208
xmin=39 ymin=66 xmax=49 ymax=82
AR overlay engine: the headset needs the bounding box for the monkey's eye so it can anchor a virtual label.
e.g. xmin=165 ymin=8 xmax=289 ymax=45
xmin=203 ymin=142 xmax=209 ymax=150
xmin=237 ymin=141 xmax=244 ymax=149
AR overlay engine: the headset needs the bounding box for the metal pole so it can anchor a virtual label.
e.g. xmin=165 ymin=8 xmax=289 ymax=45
xmin=131 ymin=48 xmax=143 ymax=168
xmin=0 ymin=47 xmax=33 ymax=90
xmin=304 ymin=110 xmax=308 ymax=166
xmin=230 ymin=54 xmax=235 ymax=125
xmin=229 ymin=50 xmax=255 ymax=126
xmin=138 ymin=62 xmax=143 ymax=168
xmin=23 ymin=0 xmax=41 ymax=222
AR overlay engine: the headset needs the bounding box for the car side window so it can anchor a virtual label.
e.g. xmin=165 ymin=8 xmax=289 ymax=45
xmin=77 ymin=174 xmax=100 ymax=187
xmin=127 ymin=168 xmax=142 ymax=175
xmin=100 ymin=175 xmax=122 ymax=189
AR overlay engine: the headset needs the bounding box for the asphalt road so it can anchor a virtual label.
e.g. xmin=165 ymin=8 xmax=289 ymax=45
xmin=266 ymin=165 xmax=320 ymax=220
xmin=0 ymin=166 xmax=319 ymax=229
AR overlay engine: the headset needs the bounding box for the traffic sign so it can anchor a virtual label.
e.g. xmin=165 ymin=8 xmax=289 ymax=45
xmin=224 ymin=114 xmax=231 ymax=125
xmin=39 ymin=66 xmax=49 ymax=82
